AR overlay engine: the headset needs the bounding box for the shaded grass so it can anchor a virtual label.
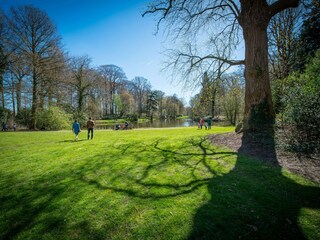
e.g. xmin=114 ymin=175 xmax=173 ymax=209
xmin=0 ymin=126 xmax=319 ymax=240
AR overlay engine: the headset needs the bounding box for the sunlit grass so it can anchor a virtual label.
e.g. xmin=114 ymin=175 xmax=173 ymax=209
xmin=0 ymin=126 xmax=319 ymax=240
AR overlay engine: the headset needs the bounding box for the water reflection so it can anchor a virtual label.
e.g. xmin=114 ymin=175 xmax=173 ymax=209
xmin=96 ymin=119 xmax=197 ymax=130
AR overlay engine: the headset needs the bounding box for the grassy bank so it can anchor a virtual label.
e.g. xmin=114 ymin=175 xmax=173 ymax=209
xmin=0 ymin=127 xmax=319 ymax=239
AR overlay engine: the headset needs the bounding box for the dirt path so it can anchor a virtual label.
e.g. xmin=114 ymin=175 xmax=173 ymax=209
xmin=208 ymin=132 xmax=320 ymax=184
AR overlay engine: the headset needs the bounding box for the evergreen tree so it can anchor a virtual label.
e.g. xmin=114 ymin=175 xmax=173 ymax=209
xmin=146 ymin=91 xmax=158 ymax=119
xmin=292 ymin=0 xmax=320 ymax=71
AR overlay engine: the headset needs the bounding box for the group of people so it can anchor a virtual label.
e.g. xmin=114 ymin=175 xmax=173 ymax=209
xmin=2 ymin=122 xmax=17 ymax=131
xmin=72 ymin=117 xmax=95 ymax=141
xmin=198 ymin=117 xmax=212 ymax=130
xmin=72 ymin=116 xmax=213 ymax=141
xmin=72 ymin=118 xmax=135 ymax=141
xmin=115 ymin=121 xmax=133 ymax=130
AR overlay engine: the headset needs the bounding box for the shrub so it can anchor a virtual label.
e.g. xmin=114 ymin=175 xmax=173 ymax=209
xmin=0 ymin=107 xmax=12 ymax=124
xmin=36 ymin=107 xmax=71 ymax=130
xmin=283 ymin=51 xmax=320 ymax=154
xmin=16 ymin=108 xmax=32 ymax=128
xmin=126 ymin=114 xmax=138 ymax=122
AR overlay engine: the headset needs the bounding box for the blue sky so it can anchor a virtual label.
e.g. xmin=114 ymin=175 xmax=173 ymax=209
xmin=0 ymin=0 xmax=195 ymax=103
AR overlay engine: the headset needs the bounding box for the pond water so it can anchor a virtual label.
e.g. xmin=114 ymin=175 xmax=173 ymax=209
xmin=96 ymin=118 xmax=197 ymax=130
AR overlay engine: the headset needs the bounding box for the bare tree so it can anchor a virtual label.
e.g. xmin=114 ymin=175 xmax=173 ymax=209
xmin=131 ymin=76 xmax=151 ymax=117
xmin=38 ymin=48 xmax=66 ymax=109
xmin=164 ymin=94 xmax=184 ymax=118
xmin=0 ymin=10 xmax=11 ymax=109
xmin=221 ymin=73 xmax=245 ymax=125
xmin=8 ymin=5 xmax=62 ymax=129
xmin=98 ymin=64 xmax=127 ymax=116
xmin=268 ymin=7 xmax=302 ymax=80
xmin=69 ymin=56 xmax=94 ymax=113
xmin=144 ymin=0 xmax=301 ymax=134
xmin=268 ymin=7 xmax=303 ymax=122
xmin=119 ymin=89 xmax=135 ymax=116
xmin=197 ymin=71 xmax=221 ymax=118
xmin=7 ymin=54 xmax=29 ymax=116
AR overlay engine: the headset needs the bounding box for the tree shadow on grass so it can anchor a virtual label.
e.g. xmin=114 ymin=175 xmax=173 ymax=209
xmin=188 ymin=131 xmax=320 ymax=240
xmin=0 ymin=173 xmax=69 ymax=240
xmin=60 ymin=139 xmax=87 ymax=143
xmin=77 ymin=137 xmax=237 ymax=199
xmin=76 ymin=135 xmax=320 ymax=239
xmin=0 ymin=168 xmax=112 ymax=239
xmin=1 ymin=134 xmax=319 ymax=239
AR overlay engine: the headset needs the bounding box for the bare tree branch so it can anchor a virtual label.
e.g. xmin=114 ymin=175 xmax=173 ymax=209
xmin=269 ymin=0 xmax=300 ymax=17
xmin=142 ymin=0 xmax=174 ymax=33
xmin=177 ymin=52 xmax=244 ymax=68
xmin=226 ymin=0 xmax=240 ymax=16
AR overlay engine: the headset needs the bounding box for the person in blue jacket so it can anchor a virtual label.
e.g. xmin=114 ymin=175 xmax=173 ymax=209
xmin=72 ymin=120 xmax=81 ymax=141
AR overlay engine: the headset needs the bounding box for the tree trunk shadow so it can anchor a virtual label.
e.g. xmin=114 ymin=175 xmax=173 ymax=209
xmin=188 ymin=131 xmax=320 ymax=240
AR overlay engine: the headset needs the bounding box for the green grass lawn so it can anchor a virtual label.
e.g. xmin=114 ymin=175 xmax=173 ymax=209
xmin=0 ymin=127 xmax=319 ymax=240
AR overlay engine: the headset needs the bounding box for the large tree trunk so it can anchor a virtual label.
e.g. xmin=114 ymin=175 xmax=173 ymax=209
xmin=239 ymin=0 xmax=275 ymax=134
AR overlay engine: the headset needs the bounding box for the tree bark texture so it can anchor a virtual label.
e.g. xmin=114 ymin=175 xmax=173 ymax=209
xmin=239 ymin=0 xmax=275 ymax=133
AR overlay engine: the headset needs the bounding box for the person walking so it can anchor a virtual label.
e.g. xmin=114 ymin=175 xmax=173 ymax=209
xmin=87 ymin=117 xmax=95 ymax=140
xmin=2 ymin=122 xmax=7 ymax=131
xmin=200 ymin=118 xmax=205 ymax=129
xmin=207 ymin=117 xmax=212 ymax=130
xmin=72 ymin=120 xmax=81 ymax=141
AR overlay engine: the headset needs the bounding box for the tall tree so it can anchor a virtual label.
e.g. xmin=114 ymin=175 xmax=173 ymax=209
xmin=38 ymin=48 xmax=66 ymax=109
xmin=98 ymin=64 xmax=127 ymax=116
xmin=119 ymin=89 xmax=135 ymax=116
xmin=69 ymin=56 xmax=94 ymax=114
xmin=146 ymin=90 xmax=158 ymax=119
xmin=268 ymin=8 xmax=302 ymax=80
xmin=154 ymin=90 xmax=165 ymax=118
xmin=197 ymin=71 xmax=222 ymax=118
xmin=8 ymin=54 xmax=29 ymax=115
xmin=0 ymin=10 xmax=11 ymax=109
xmin=164 ymin=94 xmax=183 ymax=118
xmin=221 ymin=73 xmax=245 ymax=125
xmin=268 ymin=6 xmax=303 ymax=122
xmin=131 ymin=76 xmax=151 ymax=117
xmin=8 ymin=5 xmax=62 ymax=129
xmin=144 ymin=0 xmax=300 ymax=135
